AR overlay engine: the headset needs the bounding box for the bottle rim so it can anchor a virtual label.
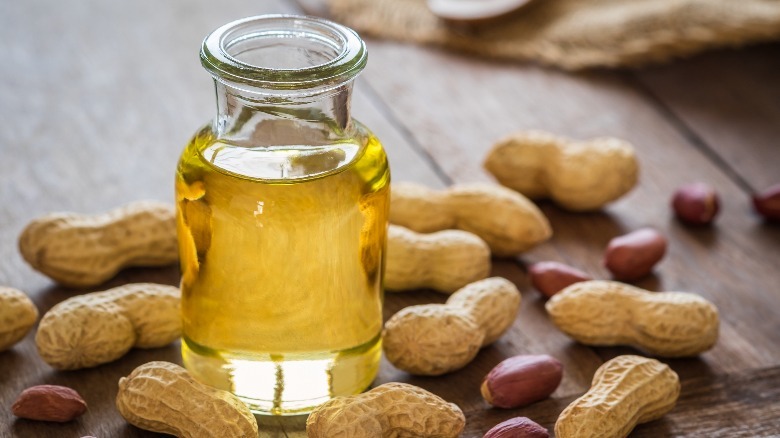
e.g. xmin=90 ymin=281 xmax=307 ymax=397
xmin=201 ymin=14 xmax=367 ymax=93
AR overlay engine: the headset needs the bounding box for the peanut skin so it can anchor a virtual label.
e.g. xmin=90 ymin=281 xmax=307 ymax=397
xmin=386 ymin=224 xmax=491 ymax=293
xmin=19 ymin=201 xmax=178 ymax=287
xmin=390 ymin=182 xmax=552 ymax=256
xmin=484 ymin=130 xmax=639 ymax=211
xmin=0 ymin=286 xmax=38 ymax=351
xmin=555 ymin=355 xmax=680 ymax=438
xmin=672 ymin=182 xmax=719 ymax=225
xmin=307 ymin=382 xmax=465 ymax=438
xmin=384 ymin=277 xmax=521 ymax=375
xmin=603 ymin=228 xmax=666 ymax=281
xmin=12 ymin=385 xmax=87 ymax=422
xmin=481 ymin=354 xmax=563 ymax=408
xmin=36 ymin=283 xmax=180 ymax=370
xmin=528 ymin=261 xmax=591 ymax=297
xmin=546 ymin=281 xmax=719 ymax=356
xmin=753 ymin=183 xmax=780 ymax=221
xmin=117 ymin=361 xmax=258 ymax=438
xmin=483 ymin=417 xmax=549 ymax=438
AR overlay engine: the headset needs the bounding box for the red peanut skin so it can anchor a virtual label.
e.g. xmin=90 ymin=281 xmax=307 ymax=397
xmin=481 ymin=354 xmax=563 ymax=409
xmin=603 ymin=228 xmax=667 ymax=281
xmin=529 ymin=262 xmax=591 ymax=298
xmin=483 ymin=416 xmax=549 ymax=438
xmin=12 ymin=385 xmax=87 ymax=422
xmin=753 ymin=183 xmax=780 ymax=221
xmin=672 ymin=183 xmax=719 ymax=225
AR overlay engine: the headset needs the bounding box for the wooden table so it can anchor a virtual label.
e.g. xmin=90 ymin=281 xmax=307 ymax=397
xmin=2 ymin=1 xmax=779 ymax=436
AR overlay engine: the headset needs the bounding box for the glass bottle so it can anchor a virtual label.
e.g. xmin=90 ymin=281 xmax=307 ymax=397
xmin=175 ymin=15 xmax=389 ymax=415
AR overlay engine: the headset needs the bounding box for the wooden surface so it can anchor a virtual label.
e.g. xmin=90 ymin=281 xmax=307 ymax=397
xmin=1 ymin=0 xmax=779 ymax=436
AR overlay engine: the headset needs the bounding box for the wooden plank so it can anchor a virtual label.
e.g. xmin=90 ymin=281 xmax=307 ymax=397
xmin=633 ymin=365 xmax=780 ymax=437
xmin=353 ymin=83 xmax=448 ymax=188
xmin=347 ymin=39 xmax=780 ymax=377
xmin=635 ymin=44 xmax=780 ymax=192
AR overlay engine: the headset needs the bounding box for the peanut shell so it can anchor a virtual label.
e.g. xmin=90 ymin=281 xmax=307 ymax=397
xmin=117 ymin=361 xmax=258 ymax=438
xmin=36 ymin=283 xmax=180 ymax=370
xmin=384 ymin=277 xmax=521 ymax=375
xmin=19 ymin=201 xmax=177 ymax=287
xmin=390 ymin=182 xmax=551 ymax=256
xmin=307 ymin=382 xmax=465 ymax=437
xmin=386 ymin=225 xmax=491 ymax=293
xmin=546 ymin=280 xmax=719 ymax=356
xmin=485 ymin=130 xmax=638 ymax=211
xmin=555 ymin=355 xmax=680 ymax=438
xmin=0 ymin=286 xmax=38 ymax=351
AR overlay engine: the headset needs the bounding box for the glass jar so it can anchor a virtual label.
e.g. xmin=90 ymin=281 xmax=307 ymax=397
xmin=175 ymin=15 xmax=389 ymax=415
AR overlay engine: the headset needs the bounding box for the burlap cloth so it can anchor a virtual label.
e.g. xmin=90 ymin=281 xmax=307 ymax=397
xmin=327 ymin=0 xmax=780 ymax=69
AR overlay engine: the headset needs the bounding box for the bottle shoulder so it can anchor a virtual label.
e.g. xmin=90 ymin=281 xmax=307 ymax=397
xmin=178 ymin=119 xmax=388 ymax=184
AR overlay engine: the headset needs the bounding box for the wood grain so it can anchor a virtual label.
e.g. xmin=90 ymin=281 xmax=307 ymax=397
xmin=462 ymin=365 xmax=780 ymax=437
xmin=1 ymin=0 xmax=780 ymax=436
xmin=635 ymin=44 xmax=780 ymax=192
xmin=346 ymin=38 xmax=780 ymax=376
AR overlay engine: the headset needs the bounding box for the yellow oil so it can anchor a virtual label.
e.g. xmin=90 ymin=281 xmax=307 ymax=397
xmin=176 ymin=121 xmax=389 ymax=415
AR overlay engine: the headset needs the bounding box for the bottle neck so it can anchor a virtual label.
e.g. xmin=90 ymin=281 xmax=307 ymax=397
xmin=201 ymin=15 xmax=367 ymax=146
xmin=214 ymin=81 xmax=354 ymax=146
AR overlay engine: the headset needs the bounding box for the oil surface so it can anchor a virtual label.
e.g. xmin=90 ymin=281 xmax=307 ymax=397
xmin=176 ymin=121 xmax=389 ymax=415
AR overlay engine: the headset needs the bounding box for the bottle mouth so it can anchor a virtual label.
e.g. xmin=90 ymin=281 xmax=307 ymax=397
xmin=201 ymin=15 xmax=367 ymax=94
